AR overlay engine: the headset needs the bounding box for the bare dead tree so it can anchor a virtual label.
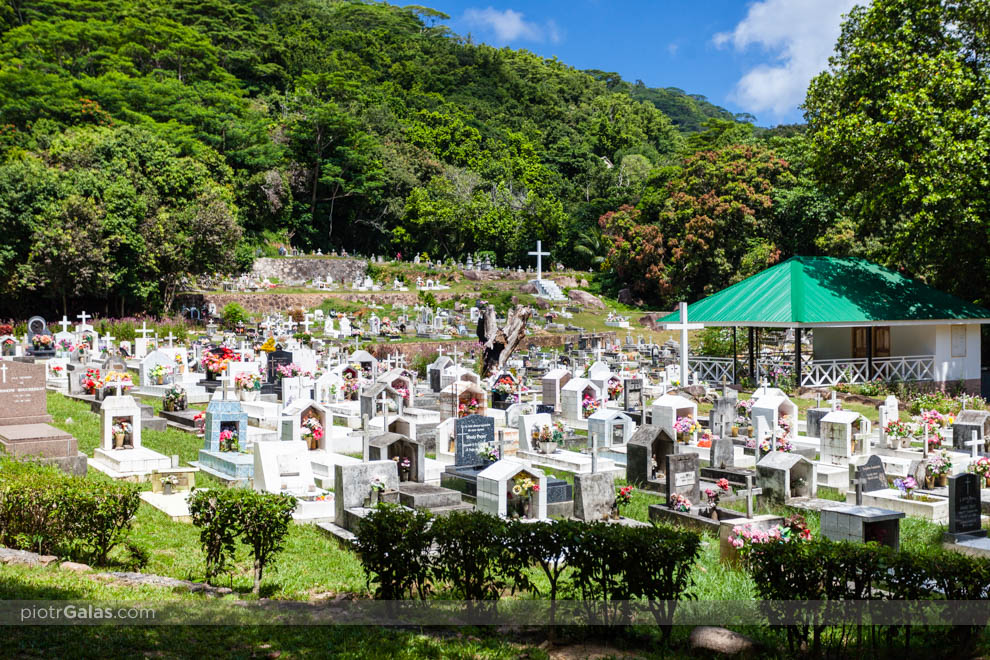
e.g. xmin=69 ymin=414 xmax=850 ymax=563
xmin=476 ymin=304 xmax=532 ymax=378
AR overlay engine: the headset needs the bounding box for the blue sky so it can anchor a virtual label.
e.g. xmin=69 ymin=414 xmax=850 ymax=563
xmin=424 ymin=0 xmax=862 ymax=126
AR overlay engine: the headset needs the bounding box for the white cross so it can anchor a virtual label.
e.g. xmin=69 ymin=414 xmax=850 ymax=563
xmin=77 ymin=311 xmax=91 ymax=326
xmin=59 ymin=316 xmax=72 ymax=334
xmin=662 ymin=302 xmax=702 ymax=389
xmin=966 ymin=430 xmax=983 ymax=459
xmin=103 ymin=334 xmax=116 ymax=350
xmin=0 ymin=363 xmax=7 ymax=383
xmin=164 ymin=332 xmax=176 ymax=348
xmin=302 ymin=314 xmax=313 ymax=334
xmin=528 ymin=240 xmax=550 ymax=281
xmin=743 ymin=475 xmax=763 ymax=518
xmin=136 ymin=322 xmax=153 ymax=339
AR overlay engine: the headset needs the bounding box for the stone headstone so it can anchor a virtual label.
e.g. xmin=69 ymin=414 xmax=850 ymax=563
xmin=623 ymin=377 xmax=644 ymax=411
xmin=0 ymin=361 xmax=51 ymax=425
xmin=573 ymin=471 xmax=616 ymax=521
xmin=805 ymin=408 xmax=830 ymax=439
xmin=709 ymin=396 xmax=736 ymax=439
xmin=856 ymin=455 xmax=888 ymax=493
xmin=709 ymin=436 xmax=734 ymax=470
xmin=454 ymin=414 xmax=495 ymax=466
xmin=536 ymin=404 xmax=554 ymax=415
xmin=953 ymin=410 xmax=990 ymax=450
xmin=946 ymin=472 xmax=986 ymax=541
xmin=665 ymin=453 xmax=700 ymax=504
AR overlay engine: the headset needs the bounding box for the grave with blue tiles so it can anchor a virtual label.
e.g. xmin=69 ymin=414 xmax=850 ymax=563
xmin=195 ymin=384 xmax=252 ymax=485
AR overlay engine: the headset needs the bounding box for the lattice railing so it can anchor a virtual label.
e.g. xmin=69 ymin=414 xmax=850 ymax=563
xmin=688 ymin=357 xmax=734 ymax=385
xmin=800 ymin=355 xmax=934 ymax=387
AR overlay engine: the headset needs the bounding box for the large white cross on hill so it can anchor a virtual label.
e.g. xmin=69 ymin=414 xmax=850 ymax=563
xmin=528 ymin=240 xmax=550 ymax=281
xmin=662 ymin=302 xmax=702 ymax=388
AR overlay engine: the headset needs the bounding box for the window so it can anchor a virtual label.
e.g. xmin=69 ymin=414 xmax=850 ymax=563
xmin=873 ymin=327 xmax=890 ymax=358
xmin=852 ymin=328 xmax=868 ymax=358
xmin=951 ymin=325 xmax=967 ymax=358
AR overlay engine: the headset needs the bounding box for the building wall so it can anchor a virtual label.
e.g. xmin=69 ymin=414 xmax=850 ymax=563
xmin=812 ymin=325 xmax=937 ymax=360
xmin=933 ymin=323 xmax=982 ymax=390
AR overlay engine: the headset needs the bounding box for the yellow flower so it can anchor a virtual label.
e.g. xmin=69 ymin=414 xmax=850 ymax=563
xmin=512 ymin=485 xmax=522 ymax=495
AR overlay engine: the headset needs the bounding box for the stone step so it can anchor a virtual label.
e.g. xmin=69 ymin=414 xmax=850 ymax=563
xmin=399 ymin=483 xmax=465 ymax=509
xmin=424 ymin=502 xmax=475 ymax=517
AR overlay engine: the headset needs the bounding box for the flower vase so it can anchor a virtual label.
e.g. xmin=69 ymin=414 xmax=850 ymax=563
xmin=984 ymin=475 xmax=990 ymax=489
xmin=901 ymin=437 xmax=912 ymax=449
xmin=610 ymin=504 xmax=620 ymax=520
xmin=113 ymin=432 xmax=125 ymax=449
xmin=400 ymin=467 xmax=410 ymax=483
xmin=164 ymin=401 xmax=174 ymax=412
xmin=163 ymin=483 xmax=173 ymax=496
xmin=241 ymin=389 xmax=259 ymax=402
xmin=731 ymin=425 xmax=738 ymax=437
xmin=156 ymin=375 xmax=164 ymax=385
xmin=709 ymin=508 xmax=719 ymax=521
xmin=924 ymin=475 xmax=935 ymax=490
xmin=938 ymin=473 xmax=948 ymax=487
xmin=747 ymin=427 xmax=754 ymax=438
xmin=541 ymin=441 xmax=557 ymax=455
xmin=677 ymin=432 xmax=688 ymax=444
xmin=523 ymin=497 xmax=532 ymax=519
xmin=369 ymin=489 xmax=379 ymax=507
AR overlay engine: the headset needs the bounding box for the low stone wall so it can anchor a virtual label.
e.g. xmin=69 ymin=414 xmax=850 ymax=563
xmin=366 ymin=332 xmax=618 ymax=363
xmin=249 ymin=257 xmax=366 ymax=284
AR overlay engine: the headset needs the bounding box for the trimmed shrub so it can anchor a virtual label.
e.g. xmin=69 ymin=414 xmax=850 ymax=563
xmin=353 ymin=504 xmax=434 ymax=600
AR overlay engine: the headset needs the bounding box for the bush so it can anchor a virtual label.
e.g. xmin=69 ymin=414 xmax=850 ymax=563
xmin=221 ymin=303 xmax=250 ymax=329
xmin=189 ymin=489 xmax=296 ymax=593
xmin=0 ymin=458 xmax=140 ymax=564
xmin=746 ymin=538 xmax=990 ymax=655
xmin=353 ymin=504 xmax=434 ymax=600
xmin=410 ymin=352 xmax=434 ymax=379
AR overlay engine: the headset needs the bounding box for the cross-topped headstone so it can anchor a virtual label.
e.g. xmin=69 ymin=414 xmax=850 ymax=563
xmin=850 ymin=475 xmax=865 ymax=506
xmin=662 ymin=302 xmax=702 ymax=389
xmin=528 ymin=240 xmax=550 ymax=281
xmin=77 ymin=311 xmax=91 ymax=326
xmin=743 ymin=475 xmax=763 ymax=519
xmin=59 ymin=316 xmax=72 ymax=334
xmin=966 ymin=430 xmax=982 ymax=459
xmin=164 ymin=332 xmax=177 ymax=348
xmin=136 ymin=322 xmax=153 ymax=339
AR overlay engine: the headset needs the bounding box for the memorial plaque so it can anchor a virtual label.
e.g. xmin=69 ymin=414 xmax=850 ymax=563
xmin=857 ymin=455 xmax=888 ymax=493
xmin=664 ymin=453 xmax=700 ymax=504
xmin=454 ymin=414 xmax=495 ymax=466
xmin=947 ymin=473 xmax=986 ymax=540
xmin=536 ymin=404 xmax=554 ymax=415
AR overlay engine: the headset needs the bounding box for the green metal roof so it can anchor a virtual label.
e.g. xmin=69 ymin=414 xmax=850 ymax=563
xmin=658 ymin=257 xmax=990 ymax=327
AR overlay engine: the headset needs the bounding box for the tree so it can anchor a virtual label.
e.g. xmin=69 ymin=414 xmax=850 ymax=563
xmin=805 ymin=0 xmax=990 ymax=302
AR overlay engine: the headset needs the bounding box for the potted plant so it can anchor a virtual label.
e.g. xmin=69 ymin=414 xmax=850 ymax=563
xmin=884 ymin=419 xmax=910 ymax=449
xmin=235 ymin=372 xmax=262 ymax=402
xmin=31 ymin=334 xmax=53 ymax=352
xmin=111 ymin=420 xmax=132 ymax=449
xmin=703 ymin=478 xmax=731 ymax=520
xmin=614 ymin=485 xmax=633 ymax=520
xmin=673 ymin=416 xmax=699 ymax=443
xmin=160 ymin=474 xmax=179 ymax=496
xmin=393 ymin=456 xmax=412 ymax=482
xmin=926 ymin=452 xmax=952 ymax=488
xmin=300 ymin=417 xmax=324 ymax=451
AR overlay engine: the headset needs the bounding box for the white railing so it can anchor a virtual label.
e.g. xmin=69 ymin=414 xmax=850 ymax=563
xmin=688 ymin=357 xmax=734 ymax=385
xmin=800 ymin=355 xmax=934 ymax=387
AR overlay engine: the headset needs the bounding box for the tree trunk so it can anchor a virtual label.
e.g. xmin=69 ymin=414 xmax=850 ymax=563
xmin=253 ymin=559 xmax=262 ymax=595
xmin=476 ymin=304 xmax=532 ymax=378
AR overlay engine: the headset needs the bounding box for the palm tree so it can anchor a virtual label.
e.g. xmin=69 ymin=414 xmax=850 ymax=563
xmin=574 ymin=226 xmax=607 ymax=270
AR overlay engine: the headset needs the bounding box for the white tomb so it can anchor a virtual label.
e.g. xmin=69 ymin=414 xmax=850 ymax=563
xmin=651 ymin=393 xmax=698 ymax=440
xmin=476 ymin=459 xmax=548 ymax=519
xmin=820 ymin=410 xmax=872 ymax=465
xmin=91 ymin=391 xmax=170 ymax=480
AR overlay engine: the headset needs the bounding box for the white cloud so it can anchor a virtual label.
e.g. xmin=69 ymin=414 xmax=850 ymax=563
xmin=462 ymin=7 xmax=562 ymax=45
xmin=714 ymin=0 xmax=861 ymax=118
xmin=667 ymin=42 xmax=679 ymax=56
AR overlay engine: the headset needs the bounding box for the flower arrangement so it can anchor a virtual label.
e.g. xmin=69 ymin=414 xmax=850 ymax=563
xmin=492 ymin=375 xmax=516 ymax=397
xmin=0 ymin=323 xmax=12 ymax=335
xmin=511 ymin=474 xmax=539 ymax=498
xmin=82 ymin=368 xmax=101 ymax=394
xmin=704 ymin=478 xmax=731 ymax=514
xmin=163 ymin=385 xmax=186 ymax=411
xmin=202 ymin=347 xmax=236 ymax=374
xmin=971 ymin=457 xmax=990 ymax=479
xmin=31 ymin=334 xmax=53 ymax=349
xmin=669 ymin=493 xmax=691 ymax=513
xmin=259 ymin=337 xmax=276 ymax=353
xmin=392 ymin=456 xmax=412 ymax=470
xmin=160 ymin=474 xmax=179 ymax=486
xmin=478 ymin=443 xmax=499 ymax=463
xmin=193 ymin=411 xmax=206 ymax=432
xmin=917 ymin=409 xmax=947 ymax=449
xmin=884 ymin=419 xmax=910 ymax=438
xmin=301 ymin=416 xmax=324 ymax=448
xmin=776 ymin=414 xmax=792 ymax=440
xmin=234 ymin=372 xmax=261 ymax=391
xmin=727 ymin=515 xmax=812 ymax=557
xmin=370 ymin=477 xmax=386 ymax=492
xmin=393 ymin=386 xmax=410 ymax=402
xmin=218 ymin=429 xmax=239 ymax=452
xmin=615 ymin=485 xmax=633 ymax=511
xmin=57 ymin=338 xmax=74 ymax=352
xmin=607 ymin=378 xmax=623 ymax=400
xmin=926 ymin=452 xmax=952 ymax=477
xmin=673 ymin=416 xmax=701 ymax=437
xmin=894 ymin=476 xmax=918 ymax=499
xmin=697 ymin=430 xmax=713 ymax=448
xmin=341 ymin=377 xmax=361 ymax=399
xmin=458 ymin=398 xmax=480 ymax=417
xmin=111 ymin=420 xmax=133 ymax=436
xmin=737 ymin=399 xmax=754 ymax=415
xmin=104 ymin=371 xmax=133 ymax=392
xmin=581 ymin=394 xmax=599 ymax=418
xmin=48 ymin=364 xmax=64 ymax=377
xmin=276 ymin=363 xmax=303 ymax=380
xmin=149 ymin=364 xmax=171 ymax=382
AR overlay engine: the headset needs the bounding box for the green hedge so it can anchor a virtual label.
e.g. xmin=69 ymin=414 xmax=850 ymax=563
xmin=0 ymin=458 xmax=140 ymax=564
xmin=746 ymin=538 xmax=990 ymax=654
xmin=353 ymin=508 xmax=701 ymax=635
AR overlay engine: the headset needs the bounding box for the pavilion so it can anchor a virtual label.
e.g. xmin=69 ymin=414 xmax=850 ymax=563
xmin=659 ymin=257 xmax=990 ymax=394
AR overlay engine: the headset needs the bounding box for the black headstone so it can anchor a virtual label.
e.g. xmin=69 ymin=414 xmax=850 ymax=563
xmin=454 ymin=414 xmax=495 ymax=466
xmin=428 ymin=367 xmax=441 ymax=393
xmin=856 ymin=455 xmax=888 ymax=493
xmin=946 ymin=473 xmax=986 ymax=541
xmin=266 ymin=349 xmax=293 ymax=383
xmin=536 ymin=404 xmax=554 ymax=415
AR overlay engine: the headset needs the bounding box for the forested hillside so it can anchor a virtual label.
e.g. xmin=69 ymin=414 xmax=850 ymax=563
xmin=0 ymin=0 xmax=986 ymax=314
